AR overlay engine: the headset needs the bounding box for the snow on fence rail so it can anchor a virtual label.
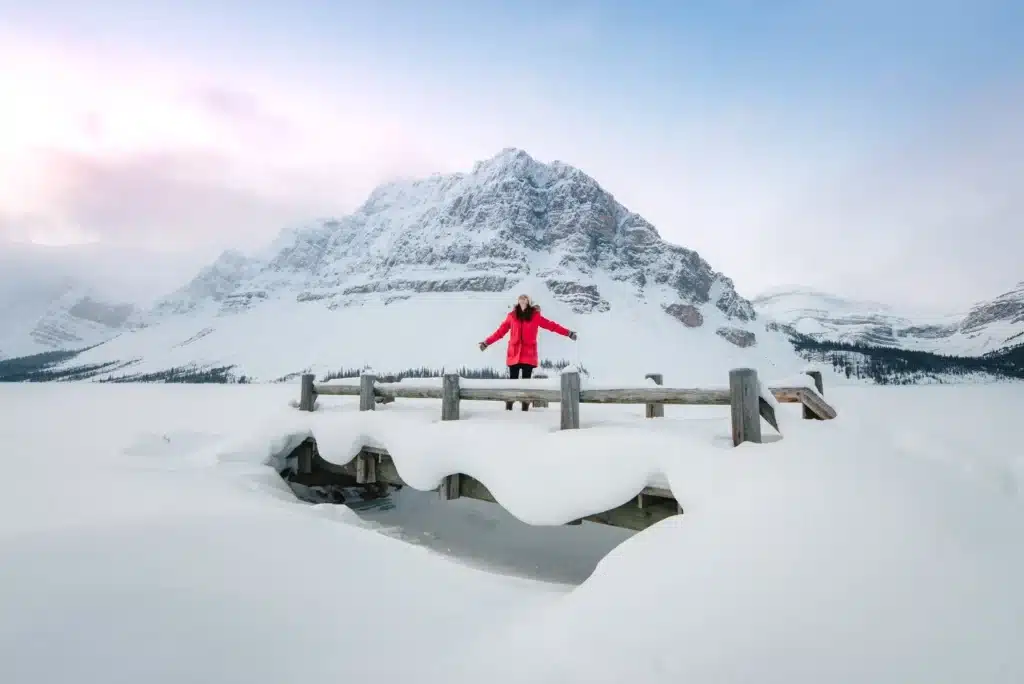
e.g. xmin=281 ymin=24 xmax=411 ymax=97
xmin=297 ymin=367 xmax=836 ymax=447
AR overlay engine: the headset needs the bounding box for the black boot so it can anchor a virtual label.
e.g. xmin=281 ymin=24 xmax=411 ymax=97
xmin=505 ymin=401 xmax=513 ymax=411
xmin=521 ymin=401 xmax=530 ymax=411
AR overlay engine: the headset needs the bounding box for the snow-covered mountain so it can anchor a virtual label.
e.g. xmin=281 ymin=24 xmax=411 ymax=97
xmin=753 ymin=284 xmax=1024 ymax=357
xmin=41 ymin=148 xmax=810 ymax=385
xmin=0 ymin=290 xmax=138 ymax=358
xmin=0 ymin=274 xmax=139 ymax=361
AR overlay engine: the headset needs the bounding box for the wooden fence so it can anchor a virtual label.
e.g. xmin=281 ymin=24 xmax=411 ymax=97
xmin=297 ymin=367 xmax=837 ymax=447
xmin=289 ymin=368 xmax=837 ymax=530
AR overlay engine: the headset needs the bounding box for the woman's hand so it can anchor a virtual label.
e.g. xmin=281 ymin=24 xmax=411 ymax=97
xmin=478 ymin=341 xmax=488 ymax=351
xmin=569 ymin=331 xmax=578 ymax=341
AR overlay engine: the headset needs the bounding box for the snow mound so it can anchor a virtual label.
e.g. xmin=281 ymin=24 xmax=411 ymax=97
xmin=452 ymin=417 xmax=1024 ymax=682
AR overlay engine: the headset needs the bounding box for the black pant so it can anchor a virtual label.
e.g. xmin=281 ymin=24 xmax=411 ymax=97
xmin=507 ymin=364 xmax=535 ymax=410
xmin=509 ymin=363 xmax=535 ymax=380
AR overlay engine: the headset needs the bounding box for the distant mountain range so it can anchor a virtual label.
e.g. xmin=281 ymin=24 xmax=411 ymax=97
xmin=0 ymin=245 xmax=141 ymax=361
xmin=2 ymin=148 xmax=1021 ymax=386
xmin=752 ymin=286 xmax=1024 ymax=384
xmin=753 ymin=285 xmax=1024 ymax=356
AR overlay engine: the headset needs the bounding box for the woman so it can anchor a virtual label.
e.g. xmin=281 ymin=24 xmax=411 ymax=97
xmin=479 ymin=294 xmax=577 ymax=411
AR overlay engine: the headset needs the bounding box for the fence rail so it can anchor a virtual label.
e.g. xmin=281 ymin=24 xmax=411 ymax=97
xmin=298 ymin=367 xmax=836 ymax=447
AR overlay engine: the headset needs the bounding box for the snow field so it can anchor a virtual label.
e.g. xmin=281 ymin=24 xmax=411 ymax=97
xmin=48 ymin=272 xmax=814 ymax=387
xmin=0 ymin=381 xmax=1022 ymax=683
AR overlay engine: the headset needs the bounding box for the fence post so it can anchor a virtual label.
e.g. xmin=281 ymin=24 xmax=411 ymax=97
xmin=532 ymin=371 xmax=549 ymax=408
xmin=355 ymin=449 xmax=378 ymax=484
xmin=438 ymin=374 xmax=462 ymax=500
xmin=299 ymin=373 xmax=316 ymax=412
xmin=442 ymin=373 xmax=460 ymax=421
xmin=296 ymin=437 xmax=314 ymax=475
xmin=359 ymin=373 xmax=376 ymax=411
xmin=644 ymin=373 xmax=664 ymax=418
xmin=439 ymin=473 xmax=461 ymax=501
xmin=560 ymin=370 xmax=581 ymax=430
xmin=729 ymin=368 xmax=762 ymax=446
xmin=803 ymin=370 xmax=824 ymax=420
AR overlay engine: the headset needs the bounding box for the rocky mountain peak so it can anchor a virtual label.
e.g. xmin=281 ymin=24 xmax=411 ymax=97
xmin=147 ymin=149 xmax=756 ymax=324
xmin=960 ymin=282 xmax=1024 ymax=338
xmin=155 ymin=249 xmax=261 ymax=315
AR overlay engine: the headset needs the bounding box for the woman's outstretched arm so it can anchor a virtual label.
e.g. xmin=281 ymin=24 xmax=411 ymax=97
xmin=537 ymin=315 xmax=575 ymax=339
xmin=482 ymin=316 xmax=512 ymax=347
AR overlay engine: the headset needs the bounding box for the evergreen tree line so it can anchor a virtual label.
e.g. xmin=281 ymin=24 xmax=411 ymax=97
xmin=0 ymin=350 xmax=121 ymax=382
xmin=0 ymin=349 xmax=250 ymax=384
xmin=321 ymin=358 xmax=586 ymax=383
xmin=790 ymin=334 xmax=1024 ymax=384
xmin=99 ymin=366 xmax=249 ymax=384
xmin=0 ymin=347 xmax=584 ymax=385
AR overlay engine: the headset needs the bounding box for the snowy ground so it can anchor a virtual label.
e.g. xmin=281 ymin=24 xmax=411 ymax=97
xmin=1 ymin=381 xmax=1022 ymax=683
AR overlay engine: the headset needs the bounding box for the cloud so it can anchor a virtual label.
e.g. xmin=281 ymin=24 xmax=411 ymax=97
xmin=750 ymin=86 xmax=1024 ymax=310
xmin=0 ymin=33 xmax=473 ymax=260
xmin=0 ymin=237 xmax=209 ymax=305
xmin=1 ymin=150 xmax=310 ymax=250
xmin=184 ymin=85 xmax=297 ymax=140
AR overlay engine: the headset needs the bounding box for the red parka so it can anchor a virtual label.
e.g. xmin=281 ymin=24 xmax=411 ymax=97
xmin=485 ymin=307 xmax=571 ymax=367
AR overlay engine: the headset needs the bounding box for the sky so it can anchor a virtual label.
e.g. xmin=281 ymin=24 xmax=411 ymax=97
xmin=1 ymin=0 xmax=1022 ymax=311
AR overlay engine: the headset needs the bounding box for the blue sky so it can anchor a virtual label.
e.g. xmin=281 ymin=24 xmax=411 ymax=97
xmin=1 ymin=0 xmax=1021 ymax=309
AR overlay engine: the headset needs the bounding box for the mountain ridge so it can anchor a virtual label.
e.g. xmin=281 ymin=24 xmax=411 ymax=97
xmin=152 ymin=147 xmax=755 ymax=322
xmin=753 ymin=283 xmax=1024 ymax=357
xmin=22 ymin=148 xmax=801 ymax=384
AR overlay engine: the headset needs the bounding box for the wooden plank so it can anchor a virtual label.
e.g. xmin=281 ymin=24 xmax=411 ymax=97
xmin=376 ymin=385 xmax=445 ymax=400
xmin=644 ymin=373 xmax=664 ymax=418
xmin=439 ymin=473 xmax=461 ymax=500
xmin=313 ymin=384 xmax=360 ymax=396
xmin=318 ymin=382 xmax=813 ymax=411
xmin=796 ymin=387 xmax=837 ymax=420
xmin=638 ymin=489 xmax=678 ymax=509
xmin=769 ymin=386 xmax=836 ymax=419
xmin=560 ymin=370 xmax=581 ymax=430
xmin=642 ymin=485 xmax=674 ymax=499
xmin=454 ymin=476 xmax=681 ymax=531
xmin=456 ymin=474 xmax=493 ymax=502
xmin=441 ymin=374 xmax=460 ymax=421
xmin=729 ymin=368 xmax=762 ymax=446
xmin=579 ymin=388 xmax=731 ymax=405
xmin=759 ymin=397 xmax=780 ymax=432
xmin=459 ymin=387 xmax=561 ymax=403
xmin=769 ymin=387 xmax=804 ymax=403
xmin=299 ymin=374 xmax=316 ymax=411
xmin=359 ymin=374 xmax=376 ymax=411
xmin=803 ymin=370 xmax=824 ymax=420
xmin=580 ymin=499 xmax=680 ymax=531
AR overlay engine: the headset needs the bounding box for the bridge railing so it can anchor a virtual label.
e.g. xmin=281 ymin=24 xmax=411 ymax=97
xmin=296 ymin=367 xmax=836 ymax=447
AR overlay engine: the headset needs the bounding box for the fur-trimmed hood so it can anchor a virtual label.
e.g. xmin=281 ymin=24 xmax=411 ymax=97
xmin=510 ymin=295 xmax=540 ymax=312
xmin=510 ymin=297 xmax=540 ymax=320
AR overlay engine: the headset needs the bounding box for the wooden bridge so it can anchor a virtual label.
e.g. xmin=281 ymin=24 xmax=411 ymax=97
xmin=288 ymin=367 xmax=837 ymax=531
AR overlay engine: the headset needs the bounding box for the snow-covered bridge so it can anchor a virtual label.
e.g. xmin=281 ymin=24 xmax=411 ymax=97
xmin=283 ymin=367 xmax=838 ymax=531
